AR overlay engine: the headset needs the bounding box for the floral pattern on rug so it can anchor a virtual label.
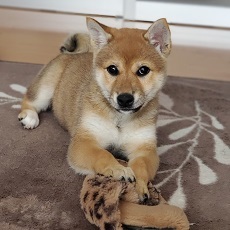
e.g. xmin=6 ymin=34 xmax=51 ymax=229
xmin=0 ymin=84 xmax=25 ymax=109
xmin=157 ymin=92 xmax=230 ymax=210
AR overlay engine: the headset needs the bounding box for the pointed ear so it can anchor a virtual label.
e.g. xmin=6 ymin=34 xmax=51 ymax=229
xmin=144 ymin=18 xmax=171 ymax=58
xmin=86 ymin=17 xmax=112 ymax=49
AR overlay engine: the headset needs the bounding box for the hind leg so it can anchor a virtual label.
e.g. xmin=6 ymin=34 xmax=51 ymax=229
xmin=18 ymin=61 xmax=62 ymax=129
xmin=18 ymin=98 xmax=40 ymax=129
xmin=18 ymin=84 xmax=54 ymax=129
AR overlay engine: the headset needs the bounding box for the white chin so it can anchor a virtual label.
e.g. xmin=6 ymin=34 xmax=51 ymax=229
xmin=119 ymin=110 xmax=133 ymax=115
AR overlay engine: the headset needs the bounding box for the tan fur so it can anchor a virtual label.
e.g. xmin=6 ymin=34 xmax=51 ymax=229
xmin=120 ymin=202 xmax=190 ymax=229
xmin=18 ymin=17 xmax=172 ymax=201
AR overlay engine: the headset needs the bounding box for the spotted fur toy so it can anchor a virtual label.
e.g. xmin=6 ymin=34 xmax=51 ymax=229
xmin=80 ymin=174 xmax=189 ymax=230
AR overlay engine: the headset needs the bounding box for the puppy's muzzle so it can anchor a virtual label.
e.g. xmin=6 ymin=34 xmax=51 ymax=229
xmin=117 ymin=93 xmax=134 ymax=108
xmin=116 ymin=93 xmax=142 ymax=113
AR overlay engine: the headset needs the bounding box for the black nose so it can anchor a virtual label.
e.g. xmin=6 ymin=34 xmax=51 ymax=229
xmin=117 ymin=93 xmax=134 ymax=108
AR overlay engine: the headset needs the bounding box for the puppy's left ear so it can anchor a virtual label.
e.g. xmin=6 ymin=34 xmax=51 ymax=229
xmin=144 ymin=18 xmax=171 ymax=58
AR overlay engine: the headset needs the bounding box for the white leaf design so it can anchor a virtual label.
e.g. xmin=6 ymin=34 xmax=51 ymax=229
xmin=169 ymin=124 xmax=197 ymax=140
xmin=168 ymin=173 xmax=186 ymax=210
xmin=211 ymin=132 xmax=230 ymax=165
xmin=157 ymin=118 xmax=181 ymax=127
xmin=159 ymin=92 xmax=174 ymax=110
xmin=10 ymin=84 xmax=27 ymax=94
xmin=12 ymin=104 xmax=21 ymax=109
xmin=201 ymin=109 xmax=224 ymax=130
xmin=168 ymin=186 xmax=186 ymax=210
xmin=194 ymin=157 xmax=218 ymax=185
xmin=210 ymin=116 xmax=224 ymax=130
xmin=0 ymin=92 xmax=17 ymax=100
xmin=158 ymin=142 xmax=184 ymax=156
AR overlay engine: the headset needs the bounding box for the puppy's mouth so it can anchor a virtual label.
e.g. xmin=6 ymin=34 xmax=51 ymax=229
xmin=116 ymin=105 xmax=142 ymax=114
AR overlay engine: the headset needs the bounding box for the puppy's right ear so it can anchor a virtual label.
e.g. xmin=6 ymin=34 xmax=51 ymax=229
xmin=86 ymin=17 xmax=112 ymax=49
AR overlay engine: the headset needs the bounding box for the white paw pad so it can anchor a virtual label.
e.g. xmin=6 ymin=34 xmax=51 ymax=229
xmin=18 ymin=110 xmax=39 ymax=129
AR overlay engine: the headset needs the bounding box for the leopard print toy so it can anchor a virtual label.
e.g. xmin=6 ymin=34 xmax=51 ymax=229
xmin=80 ymin=174 xmax=189 ymax=230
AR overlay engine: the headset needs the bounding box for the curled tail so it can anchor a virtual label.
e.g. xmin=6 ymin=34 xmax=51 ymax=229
xmin=60 ymin=33 xmax=92 ymax=54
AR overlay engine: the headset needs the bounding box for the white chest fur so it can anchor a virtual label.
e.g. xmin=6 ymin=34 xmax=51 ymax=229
xmin=81 ymin=113 xmax=156 ymax=153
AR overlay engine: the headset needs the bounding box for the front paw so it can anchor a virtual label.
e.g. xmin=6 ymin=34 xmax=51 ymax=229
xmin=135 ymin=179 xmax=150 ymax=202
xmin=101 ymin=165 xmax=136 ymax=183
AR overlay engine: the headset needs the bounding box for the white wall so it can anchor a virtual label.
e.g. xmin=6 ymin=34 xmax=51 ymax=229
xmin=1 ymin=0 xmax=230 ymax=50
xmin=0 ymin=0 xmax=124 ymax=17
xmin=135 ymin=1 xmax=230 ymax=28
xmin=1 ymin=0 xmax=230 ymax=28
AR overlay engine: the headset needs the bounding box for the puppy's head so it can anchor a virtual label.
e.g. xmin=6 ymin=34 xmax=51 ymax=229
xmin=87 ymin=18 xmax=171 ymax=114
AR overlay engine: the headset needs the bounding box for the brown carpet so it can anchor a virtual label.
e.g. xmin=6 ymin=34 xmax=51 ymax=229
xmin=0 ymin=61 xmax=230 ymax=230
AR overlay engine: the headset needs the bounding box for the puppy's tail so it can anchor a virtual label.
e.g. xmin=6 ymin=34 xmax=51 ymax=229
xmin=60 ymin=33 xmax=92 ymax=54
xmin=119 ymin=201 xmax=190 ymax=230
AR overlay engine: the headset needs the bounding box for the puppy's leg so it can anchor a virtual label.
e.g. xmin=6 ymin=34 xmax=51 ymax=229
xmin=67 ymin=132 xmax=136 ymax=182
xmin=18 ymin=96 xmax=40 ymax=129
xmin=128 ymin=143 xmax=159 ymax=201
xmin=18 ymin=63 xmax=62 ymax=129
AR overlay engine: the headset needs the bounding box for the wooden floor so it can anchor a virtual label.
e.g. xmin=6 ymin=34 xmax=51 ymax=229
xmin=1 ymin=8 xmax=230 ymax=81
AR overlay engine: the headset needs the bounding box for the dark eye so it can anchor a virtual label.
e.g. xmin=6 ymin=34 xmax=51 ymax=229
xmin=107 ymin=65 xmax=119 ymax=76
xmin=136 ymin=66 xmax=150 ymax=77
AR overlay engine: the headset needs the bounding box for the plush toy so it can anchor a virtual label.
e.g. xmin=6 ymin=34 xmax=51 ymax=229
xmin=80 ymin=168 xmax=190 ymax=230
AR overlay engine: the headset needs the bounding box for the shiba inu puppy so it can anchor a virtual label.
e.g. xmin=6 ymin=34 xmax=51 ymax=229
xmin=18 ymin=17 xmax=171 ymax=201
